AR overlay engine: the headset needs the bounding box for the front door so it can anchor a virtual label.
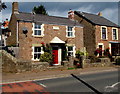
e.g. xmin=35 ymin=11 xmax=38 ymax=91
xmin=99 ymin=45 xmax=102 ymax=56
xmin=52 ymin=47 xmax=58 ymax=65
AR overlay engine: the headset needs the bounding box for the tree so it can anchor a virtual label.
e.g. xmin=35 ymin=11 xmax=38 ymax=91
xmin=32 ymin=5 xmax=48 ymax=15
xmin=1 ymin=3 xmax=7 ymax=10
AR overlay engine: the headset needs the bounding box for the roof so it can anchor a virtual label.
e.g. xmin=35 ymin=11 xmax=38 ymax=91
xmin=14 ymin=12 xmax=83 ymax=27
xmin=50 ymin=37 xmax=65 ymax=43
xmin=74 ymin=11 xmax=119 ymax=27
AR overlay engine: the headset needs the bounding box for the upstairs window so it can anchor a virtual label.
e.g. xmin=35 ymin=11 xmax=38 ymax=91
xmin=66 ymin=26 xmax=75 ymax=37
xmin=34 ymin=24 xmax=41 ymax=35
xmin=101 ymin=27 xmax=107 ymax=40
xmin=32 ymin=23 xmax=44 ymax=36
xmin=112 ymin=28 xmax=118 ymax=40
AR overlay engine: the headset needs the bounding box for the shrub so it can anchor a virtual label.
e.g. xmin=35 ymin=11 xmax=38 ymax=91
xmin=40 ymin=52 xmax=53 ymax=63
xmin=115 ymin=58 xmax=120 ymax=65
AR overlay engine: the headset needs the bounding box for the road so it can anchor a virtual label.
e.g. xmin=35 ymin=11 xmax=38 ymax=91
xmin=2 ymin=70 xmax=119 ymax=93
xmin=35 ymin=70 xmax=119 ymax=93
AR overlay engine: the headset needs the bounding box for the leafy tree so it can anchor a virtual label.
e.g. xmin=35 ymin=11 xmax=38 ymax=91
xmin=32 ymin=5 xmax=48 ymax=15
xmin=1 ymin=3 xmax=7 ymax=10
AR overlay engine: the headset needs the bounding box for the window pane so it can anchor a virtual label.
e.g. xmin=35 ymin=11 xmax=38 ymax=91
xmin=34 ymin=30 xmax=38 ymax=35
xmin=34 ymin=47 xmax=41 ymax=52
xmin=37 ymin=30 xmax=41 ymax=35
xmin=68 ymin=46 xmax=73 ymax=51
xmin=34 ymin=30 xmax=41 ymax=35
xmin=102 ymin=27 xmax=106 ymax=39
xmin=68 ymin=52 xmax=73 ymax=56
xmin=113 ymin=29 xmax=117 ymax=39
xmin=68 ymin=27 xmax=73 ymax=31
xmin=35 ymin=24 xmax=41 ymax=29
xmin=68 ymin=32 xmax=73 ymax=37
xmin=34 ymin=54 xmax=41 ymax=59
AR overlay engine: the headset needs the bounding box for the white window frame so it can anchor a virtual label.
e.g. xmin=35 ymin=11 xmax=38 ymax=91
xmin=97 ymin=43 xmax=104 ymax=56
xmin=66 ymin=46 xmax=75 ymax=57
xmin=112 ymin=27 xmax=118 ymax=40
xmin=32 ymin=23 xmax=44 ymax=37
xmin=32 ymin=46 xmax=44 ymax=61
xmin=101 ymin=26 xmax=108 ymax=40
xmin=66 ymin=26 xmax=75 ymax=38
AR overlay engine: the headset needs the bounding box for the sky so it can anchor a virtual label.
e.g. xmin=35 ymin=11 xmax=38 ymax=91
xmin=0 ymin=1 xmax=120 ymax=25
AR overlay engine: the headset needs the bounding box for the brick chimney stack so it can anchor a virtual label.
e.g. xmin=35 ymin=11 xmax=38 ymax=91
xmin=68 ymin=9 xmax=74 ymax=20
xmin=12 ymin=2 xmax=19 ymax=14
xmin=98 ymin=12 xmax=102 ymax=16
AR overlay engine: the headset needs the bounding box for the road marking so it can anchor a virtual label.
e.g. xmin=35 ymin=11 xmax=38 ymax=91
xmin=104 ymin=82 xmax=120 ymax=92
xmin=39 ymin=83 xmax=47 ymax=88
xmin=111 ymin=82 xmax=120 ymax=87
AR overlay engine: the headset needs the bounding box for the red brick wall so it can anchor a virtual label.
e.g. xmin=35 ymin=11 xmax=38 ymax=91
xmin=17 ymin=22 xmax=84 ymax=60
xmin=95 ymin=25 xmax=120 ymax=49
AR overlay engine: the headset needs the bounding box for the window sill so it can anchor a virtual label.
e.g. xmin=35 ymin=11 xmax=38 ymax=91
xmin=66 ymin=36 xmax=75 ymax=38
xmin=32 ymin=59 xmax=40 ymax=61
xmin=32 ymin=35 xmax=44 ymax=37
xmin=101 ymin=39 xmax=108 ymax=41
xmin=112 ymin=39 xmax=118 ymax=41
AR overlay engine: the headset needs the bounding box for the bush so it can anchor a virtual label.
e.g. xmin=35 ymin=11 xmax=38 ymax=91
xmin=115 ymin=58 xmax=120 ymax=65
xmin=40 ymin=52 xmax=53 ymax=63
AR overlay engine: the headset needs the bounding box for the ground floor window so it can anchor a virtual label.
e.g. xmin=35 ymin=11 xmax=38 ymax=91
xmin=32 ymin=46 xmax=43 ymax=60
xmin=67 ymin=46 xmax=75 ymax=57
xmin=111 ymin=43 xmax=120 ymax=56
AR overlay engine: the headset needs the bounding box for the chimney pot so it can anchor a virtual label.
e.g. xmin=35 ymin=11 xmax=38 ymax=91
xmin=68 ymin=10 xmax=74 ymax=20
xmin=98 ymin=12 xmax=102 ymax=16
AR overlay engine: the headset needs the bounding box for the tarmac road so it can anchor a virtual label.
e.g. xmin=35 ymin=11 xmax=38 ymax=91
xmin=1 ymin=67 xmax=119 ymax=93
xmin=35 ymin=70 xmax=119 ymax=93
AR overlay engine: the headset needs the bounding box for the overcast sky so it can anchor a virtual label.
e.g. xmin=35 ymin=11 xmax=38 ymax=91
xmin=1 ymin=1 xmax=119 ymax=25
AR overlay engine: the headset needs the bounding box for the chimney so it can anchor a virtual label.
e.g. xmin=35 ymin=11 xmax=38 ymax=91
xmin=68 ymin=9 xmax=74 ymax=20
xmin=12 ymin=2 xmax=19 ymax=14
xmin=98 ymin=12 xmax=102 ymax=16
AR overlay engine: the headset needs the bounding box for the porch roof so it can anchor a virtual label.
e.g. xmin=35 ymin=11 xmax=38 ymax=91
xmin=50 ymin=37 xmax=65 ymax=44
xmin=109 ymin=41 xmax=120 ymax=43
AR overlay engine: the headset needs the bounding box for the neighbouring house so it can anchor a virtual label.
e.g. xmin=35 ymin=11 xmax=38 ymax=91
xmin=6 ymin=2 xmax=84 ymax=65
xmin=68 ymin=10 xmax=120 ymax=57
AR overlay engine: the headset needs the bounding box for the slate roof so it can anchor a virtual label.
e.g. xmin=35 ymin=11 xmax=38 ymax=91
xmin=14 ymin=12 xmax=83 ymax=27
xmin=74 ymin=11 xmax=119 ymax=27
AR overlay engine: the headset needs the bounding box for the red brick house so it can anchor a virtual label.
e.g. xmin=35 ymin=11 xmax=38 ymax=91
xmin=68 ymin=10 xmax=120 ymax=57
xmin=6 ymin=2 xmax=84 ymax=65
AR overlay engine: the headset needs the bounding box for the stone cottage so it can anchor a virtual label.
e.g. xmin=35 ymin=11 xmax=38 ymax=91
xmin=68 ymin=10 xmax=120 ymax=56
xmin=6 ymin=2 xmax=84 ymax=65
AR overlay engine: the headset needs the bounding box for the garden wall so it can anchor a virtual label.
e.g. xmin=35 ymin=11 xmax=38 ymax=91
xmin=83 ymin=58 xmax=113 ymax=68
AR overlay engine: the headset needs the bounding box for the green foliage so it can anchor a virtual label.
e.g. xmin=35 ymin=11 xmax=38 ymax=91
xmin=115 ymin=58 xmax=120 ymax=65
xmin=40 ymin=52 xmax=53 ymax=63
xmin=32 ymin=5 xmax=48 ymax=15
xmin=76 ymin=50 xmax=84 ymax=55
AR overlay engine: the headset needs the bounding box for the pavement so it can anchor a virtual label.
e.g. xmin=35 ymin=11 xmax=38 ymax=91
xmin=2 ymin=66 xmax=119 ymax=84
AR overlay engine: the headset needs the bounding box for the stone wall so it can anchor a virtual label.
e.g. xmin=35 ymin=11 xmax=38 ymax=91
xmin=83 ymin=58 xmax=113 ymax=68
xmin=1 ymin=50 xmax=49 ymax=73
xmin=1 ymin=50 xmax=18 ymax=73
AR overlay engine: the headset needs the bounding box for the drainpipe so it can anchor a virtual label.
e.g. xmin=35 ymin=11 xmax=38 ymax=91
xmin=16 ymin=21 xmax=19 ymax=46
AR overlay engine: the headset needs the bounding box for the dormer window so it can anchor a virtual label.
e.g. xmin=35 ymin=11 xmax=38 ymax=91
xmin=66 ymin=26 xmax=75 ymax=38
